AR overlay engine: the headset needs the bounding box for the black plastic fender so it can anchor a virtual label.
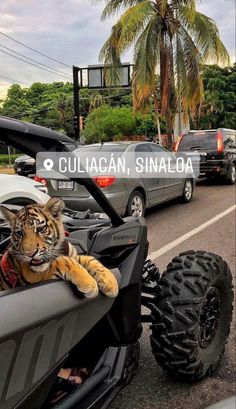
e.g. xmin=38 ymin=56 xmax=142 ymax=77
xmin=0 ymin=275 xmax=119 ymax=409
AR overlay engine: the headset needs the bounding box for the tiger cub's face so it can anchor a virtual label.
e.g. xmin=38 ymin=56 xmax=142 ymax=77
xmin=0 ymin=198 xmax=65 ymax=271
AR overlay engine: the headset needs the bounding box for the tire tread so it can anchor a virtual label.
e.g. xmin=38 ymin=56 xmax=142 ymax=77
xmin=150 ymin=250 xmax=233 ymax=380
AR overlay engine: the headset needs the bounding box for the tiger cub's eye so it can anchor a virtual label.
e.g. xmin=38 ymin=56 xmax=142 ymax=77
xmin=15 ymin=230 xmax=22 ymax=238
xmin=37 ymin=225 xmax=47 ymax=234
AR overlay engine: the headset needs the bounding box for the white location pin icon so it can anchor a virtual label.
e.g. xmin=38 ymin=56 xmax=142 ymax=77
xmin=43 ymin=159 xmax=54 ymax=171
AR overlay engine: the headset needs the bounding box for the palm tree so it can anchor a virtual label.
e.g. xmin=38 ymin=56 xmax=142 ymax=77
xmin=89 ymin=92 xmax=106 ymax=112
xmin=96 ymin=0 xmax=230 ymax=146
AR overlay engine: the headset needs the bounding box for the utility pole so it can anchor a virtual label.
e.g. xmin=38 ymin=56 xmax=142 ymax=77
xmin=73 ymin=66 xmax=80 ymax=142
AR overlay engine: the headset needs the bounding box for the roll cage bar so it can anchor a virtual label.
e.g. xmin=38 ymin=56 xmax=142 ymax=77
xmin=0 ymin=116 xmax=124 ymax=227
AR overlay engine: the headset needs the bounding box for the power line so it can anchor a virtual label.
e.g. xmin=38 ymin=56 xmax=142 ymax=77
xmin=0 ymin=44 xmax=71 ymax=79
xmin=0 ymin=74 xmax=30 ymax=86
xmin=0 ymin=31 xmax=71 ymax=68
xmin=0 ymin=49 xmax=72 ymax=81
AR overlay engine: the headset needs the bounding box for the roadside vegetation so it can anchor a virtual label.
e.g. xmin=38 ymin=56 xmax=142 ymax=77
xmin=195 ymin=64 xmax=236 ymax=129
xmin=0 ymin=64 xmax=235 ymax=144
xmin=0 ymin=154 xmax=20 ymax=166
xmin=96 ymin=0 xmax=230 ymax=146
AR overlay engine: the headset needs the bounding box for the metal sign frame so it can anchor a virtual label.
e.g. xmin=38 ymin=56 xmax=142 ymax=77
xmin=73 ymin=64 xmax=133 ymax=140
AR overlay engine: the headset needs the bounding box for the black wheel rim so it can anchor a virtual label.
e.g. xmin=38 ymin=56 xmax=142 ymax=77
xmin=199 ymin=287 xmax=221 ymax=348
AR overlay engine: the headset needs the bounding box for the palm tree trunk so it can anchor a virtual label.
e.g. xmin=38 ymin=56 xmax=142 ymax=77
xmin=154 ymin=94 xmax=162 ymax=145
xmin=166 ymin=110 xmax=173 ymax=149
xmin=156 ymin=113 xmax=161 ymax=145
xmin=160 ymin=33 xmax=175 ymax=149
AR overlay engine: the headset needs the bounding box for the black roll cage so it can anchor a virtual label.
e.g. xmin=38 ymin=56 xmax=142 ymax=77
xmin=0 ymin=116 xmax=124 ymax=227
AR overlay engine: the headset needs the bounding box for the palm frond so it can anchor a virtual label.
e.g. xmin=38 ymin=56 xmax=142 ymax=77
xmin=172 ymin=0 xmax=196 ymax=21
xmin=99 ymin=24 xmax=123 ymax=86
xmin=174 ymin=33 xmax=189 ymax=99
xmin=99 ymin=0 xmax=144 ymax=20
xmin=99 ymin=1 xmax=154 ymax=85
xmin=177 ymin=25 xmax=204 ymax=114
xmin=160 ymin=33 xmax=177 ymax=115
xmin=132 ymin=14 xmax=161 ymax=110
xmin=179 ymin=6 xmax=230 ymax=65
xmin=159 ymin=0 xmax=168 ymax=16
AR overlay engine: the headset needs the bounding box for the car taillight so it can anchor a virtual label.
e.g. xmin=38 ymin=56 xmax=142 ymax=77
xmin=217 ymin=131 xmax=224 ymax=154
xmin=64 ymin=231 xmax=70 ymax=237
xmin=93 ymin=176 xmax=116 ymax=188
xmin=34 ymin=175 xmax=48 ymax=187
xmin=174 ymin=135 xmax=183 ymax=151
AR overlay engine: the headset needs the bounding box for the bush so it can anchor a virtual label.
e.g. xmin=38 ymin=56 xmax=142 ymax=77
xmin=83 ymin=105 xmax=138 ymax=144
xmin=0 ymin=154 xmax=21 ymax=166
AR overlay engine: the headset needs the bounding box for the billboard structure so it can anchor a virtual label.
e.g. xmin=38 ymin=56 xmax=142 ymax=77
xmin=73 ymin=64 xmax=133 ymax=140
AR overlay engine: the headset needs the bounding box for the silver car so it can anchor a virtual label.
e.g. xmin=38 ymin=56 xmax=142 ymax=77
xmin=47 ymin=142 xmax=195 ymax=217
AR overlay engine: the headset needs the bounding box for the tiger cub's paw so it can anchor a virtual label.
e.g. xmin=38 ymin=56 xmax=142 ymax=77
xmin=83 ymin=280 xmax=99 ymax=298
xmin=97 ymin=270 xmax=119 ymax=298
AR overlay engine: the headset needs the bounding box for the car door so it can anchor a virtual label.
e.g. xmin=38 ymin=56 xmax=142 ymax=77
xmin=135 ymin=143 xmax=165 ymax=206
xmin=149 ymin=144 xmax=184 ymax=200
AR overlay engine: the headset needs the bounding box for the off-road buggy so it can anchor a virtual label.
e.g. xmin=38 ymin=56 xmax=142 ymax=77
xmin=0 ymin=117 xmax=233 ymax=409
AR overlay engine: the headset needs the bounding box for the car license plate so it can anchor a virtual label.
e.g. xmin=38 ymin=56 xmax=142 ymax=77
xmin=58 ymin=181 xmax=74 ymax=190
xmin=17 ymin=167 xmax=21 ymax=172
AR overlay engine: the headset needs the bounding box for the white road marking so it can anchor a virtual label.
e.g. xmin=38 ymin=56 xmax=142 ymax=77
xmin=149 ymin=204 xmax=236 ymax=260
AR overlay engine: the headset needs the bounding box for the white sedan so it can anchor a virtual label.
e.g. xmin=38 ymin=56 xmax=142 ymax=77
xmin=0 ymin=174 xmax=50 ymax=206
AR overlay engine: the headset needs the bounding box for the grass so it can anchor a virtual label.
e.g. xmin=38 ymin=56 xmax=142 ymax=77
xmin=0 ymin=154 xmax=21 ymax=166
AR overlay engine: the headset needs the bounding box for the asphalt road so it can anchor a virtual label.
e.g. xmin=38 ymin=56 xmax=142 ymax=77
xmin=111 ymin=179 xmax=236 ymax=409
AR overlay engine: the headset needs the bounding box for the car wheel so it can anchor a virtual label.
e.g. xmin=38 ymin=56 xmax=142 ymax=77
xmin=182 ymin=179 xmax=193 ymax=202
xmin=226 ymin=164 xmax=236 ymax=184
xmin=126 ymin=190 xmax=145 ymax=217
xmin=150 ymin=250 xmax=233 ymax=380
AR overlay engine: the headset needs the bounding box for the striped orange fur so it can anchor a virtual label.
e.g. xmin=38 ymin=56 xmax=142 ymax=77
xmin=0 ymin=198 xmax=118 ymax=298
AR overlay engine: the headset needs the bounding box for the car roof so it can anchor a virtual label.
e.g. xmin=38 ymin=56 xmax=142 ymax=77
xmin=81 ymin=142 xmax=132 ymax=147
xmin=80 ymin=141 xmax=161 ymax=149
xmin=187 ymin=128 xmax=235 ymax=133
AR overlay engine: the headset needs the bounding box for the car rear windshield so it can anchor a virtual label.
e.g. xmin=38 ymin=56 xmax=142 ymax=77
xmin=179 ymin=132 xmax=217 ymax=151
xmin=76 ymin=145 xmax=127 ymax=153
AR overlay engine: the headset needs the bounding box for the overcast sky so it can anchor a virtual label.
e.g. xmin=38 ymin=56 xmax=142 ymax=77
xmin=0 ymin=0 xmax=235 ymax=98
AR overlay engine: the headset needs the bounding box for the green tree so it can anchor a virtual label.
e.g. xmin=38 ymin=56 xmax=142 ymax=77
xmin=0 ymin=82 xmax=134 ymax=138
xmin=84 ymin=105 xmax=143 ymax=143
xmin=0 ymin=82 xmax=75 ymax=137
xmin=195 ymin=64 xmax=236 ymax=129
xmin=136 ymin=112 xmax=166 ymax=138
xmin=96 ymin=0 xmax=230 ymax=146
xmin=0 ymin=84 xmax=31 ymax=120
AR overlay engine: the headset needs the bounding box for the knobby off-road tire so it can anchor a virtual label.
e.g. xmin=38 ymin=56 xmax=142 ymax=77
xmin=150 ymin=250 xmax=233 ymax=380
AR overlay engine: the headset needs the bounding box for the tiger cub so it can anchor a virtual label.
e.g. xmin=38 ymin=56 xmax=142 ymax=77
xmin=0 ymin=197 xmax=118 ymax=298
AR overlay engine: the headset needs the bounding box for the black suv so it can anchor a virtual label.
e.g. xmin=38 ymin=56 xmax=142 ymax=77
xmin=176 ymin=128 xmax=236 ymax=184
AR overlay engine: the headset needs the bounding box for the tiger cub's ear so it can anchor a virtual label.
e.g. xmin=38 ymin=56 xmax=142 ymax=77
xmin=45 ymin=197 xmax=65 ymax=219
xmin=0 ymin=206 xmax=17 ymax=227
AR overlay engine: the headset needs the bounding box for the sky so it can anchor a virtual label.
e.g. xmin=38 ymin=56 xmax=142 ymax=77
xmin=0 ymin=0 xmax=235 ymax=98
